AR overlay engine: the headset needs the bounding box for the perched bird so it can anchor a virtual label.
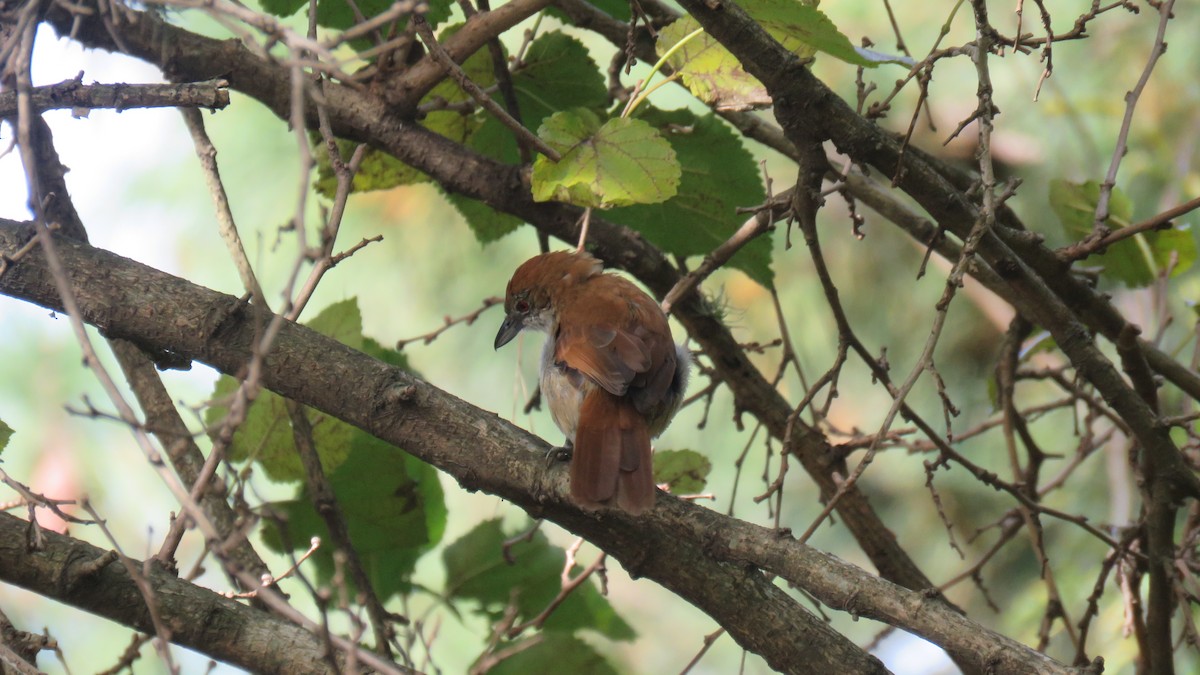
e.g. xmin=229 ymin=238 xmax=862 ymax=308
xmin=495 ymin=251 xmax=690 ymax=514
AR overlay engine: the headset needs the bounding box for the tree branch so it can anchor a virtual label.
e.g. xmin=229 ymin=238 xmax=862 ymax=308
xmin=0 ymin=78 xmax=229 ymax=117
xmin=0 ymin=218 xmax=1091 ymax=674
xmin=36 ymin=2 xmax=949 ymax=605
xmin=0 ymin=511 xmax=347 ymax=674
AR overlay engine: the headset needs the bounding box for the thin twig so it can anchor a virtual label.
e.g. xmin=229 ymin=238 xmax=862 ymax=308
xmin=0 ymin=77 xmax=229 ymax=117
xmin=411 ymin=16 xmax=560 ymax=161
xmin=1091 ymin=0 xmax=1177 ymax=235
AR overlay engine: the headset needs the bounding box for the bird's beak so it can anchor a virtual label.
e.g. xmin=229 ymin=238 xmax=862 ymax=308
xmin=494 ymin=313 xmax=523 ymax=349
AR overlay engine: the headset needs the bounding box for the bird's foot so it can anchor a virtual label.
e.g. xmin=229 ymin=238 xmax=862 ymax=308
xmin=544 ymin=442 xmax=573 ymax=467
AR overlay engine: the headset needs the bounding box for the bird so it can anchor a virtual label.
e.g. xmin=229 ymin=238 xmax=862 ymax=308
xmin=495 ymin=250 xmax=690 ymax=514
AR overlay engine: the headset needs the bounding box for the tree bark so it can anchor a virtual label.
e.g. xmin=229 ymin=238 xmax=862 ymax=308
xmin=0 ymin=219 xmax=1091 ymax=675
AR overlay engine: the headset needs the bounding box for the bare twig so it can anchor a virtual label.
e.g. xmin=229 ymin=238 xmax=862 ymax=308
xmin=1060 ymin=194 xmax=1200 ymax=262
xmin=396 ymin=296 xmax=503 ymax=349
xmin=1091 ymin=0 xmax=1177 ymax=236
xmin=661 ymin=191 xmax=787 ymax=314
xmin=0 ymin=77 xmax=229 ymax=117
xmin=411 ymin=16 xmax=559 ymax=161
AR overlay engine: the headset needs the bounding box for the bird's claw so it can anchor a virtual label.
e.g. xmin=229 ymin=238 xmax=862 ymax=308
xmin=545 ymin=444 xmax=573 ymax=467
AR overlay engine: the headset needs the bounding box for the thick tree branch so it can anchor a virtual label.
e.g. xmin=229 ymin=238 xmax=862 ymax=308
xmin=0 ymin=511 xmax=345 ymax=674
xmin=0 ymin=219 xmax=1092 ymax=675
xmin=35 ymin=3 xmax=944 ymax=603
xmin=384 ymin=0 xmax=555 ymax=109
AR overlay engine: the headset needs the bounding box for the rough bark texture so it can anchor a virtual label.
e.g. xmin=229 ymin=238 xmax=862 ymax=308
xmin=0 ymin=512 xmax=339 ymax=674
xmin=0 ymin=219 xmax=1090 ymax=675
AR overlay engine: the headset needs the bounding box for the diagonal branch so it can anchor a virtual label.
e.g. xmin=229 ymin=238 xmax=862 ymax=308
xmin=0 ymin=217 xmax=1092 ymax=675
xmin=0 ymin=511 xmax=352 ymax=674
xmin=35 ymin=2 xmax=947 ymax=605
xmin=410 ymin=16 xmax=558 ymax=160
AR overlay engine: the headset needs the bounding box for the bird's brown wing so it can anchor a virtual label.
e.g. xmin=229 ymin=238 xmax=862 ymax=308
xmin=553 ymin=276 xmax=664 ymax=396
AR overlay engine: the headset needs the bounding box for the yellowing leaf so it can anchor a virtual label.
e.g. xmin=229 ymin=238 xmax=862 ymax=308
xmin=532 ymin=109 xmax=680 ymax=208
xmin=658 ymin=1 xmax=910 ymax=111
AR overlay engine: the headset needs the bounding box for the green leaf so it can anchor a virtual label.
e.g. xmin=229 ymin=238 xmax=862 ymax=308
xmin=361 ymin=335 xmax=415 ymax=372
xmin=204 ymin=299 xmax=367 ymax=481
xmin=420 ymin=24 xmax=497 ymax=138
xmin=608 ymin=109 xmax=772 ymax=286
xmin=658 ymin=2 xmax=900 ymax=111
xmin=450 ymin=33 xmax=608 ymax=242
xmin=204 ymin=380 xmax=354 ymax=482
xmin=1147 ymin=225 xmax=1197 ymax=275
xmin=547 ymin=0 xmax=630 ymax=23
xmin=510 ymin=32 xmax=609 ymax=132
xmin=314 ymin=138 xmax=429 ymax=198
xmin=306 ymin=297 xmax=364 ymax=350
xmin=1049 ymin=180 xmax=1195 ymax=286
xmin=489 ymin=634 xmax=619 ymax=675
xmin=0 ymin=419 xmax=12 ymax=454
xmin=315 ymin=24 xmax=492 ymax=198
xmin=261 ymin=0 xmax=451 ymax=32
xmin=448 ymin=117 xmax=526 ymax=241
xmin=443 ymin=519 xmax=635 ymax=640
xmin=658 ymin=19 xmax=772 ymax=111
xmin=261 ymin=431 xmax=447 ymax=600
xmin=532 ymin=109 xmax=680 ymax=208
xmin=750 ymin=0 xmax=888 ymax=67
xmin=652 ymin=449 xmax=712 ymax=494
xmin=259 ymin=0 xmax=306 ymax=20
xmin=446 ymin=189 xmax=525 ymax=243
xmin=1049 ymin=179 xmax=1132 ymax=236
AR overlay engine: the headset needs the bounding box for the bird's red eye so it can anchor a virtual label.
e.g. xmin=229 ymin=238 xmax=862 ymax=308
xmin=515 ymin=300 xmax=530 ymax=313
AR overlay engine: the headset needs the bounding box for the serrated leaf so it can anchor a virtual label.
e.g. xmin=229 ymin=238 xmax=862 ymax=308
xmin=449 ymin=117 xmax=525 ymax=241
xmin=259 ymin=0 xmax=306 ymax=20
xmin=361 ymin=335 xmax=416 ymax=373
xmin=453 ymin=32 xmax=608 ymax=241
xmin=306 ymin=297 xmax=364 ymax=350
xmin=204 ymin=299 xmax=367 ymax=481
xmin=546 ymin=0 xmax=630 ymax=23
xmin=314 ymin=138 xmax=429 ymax=198
xmin=658 ymin=2 xmax=899 ymax=110
xmin=205 ymin=380 xmax=354 ymax=482
xmin=446 ymin=188 xmax=525 ymax=243
xmin=754 ymin=1 xmax=885 ymax=67
xmin=608 ymin=109 xmax=773 ymax=286
xmin=653 ymin=449 xmax=711 ymax=494
xmin=489 ymin=634 xmax=619 ymax=675
xmin=658 ymin=19 xmax=773 ymax=111
xmin=532 ymin=109 xmax=680 ymax=208
xmin=262 ymin=0 xmax=452 ymax=32
xmin=510 ymin=32 xmax=608 ymax=131
xmin=315 ymin=23 xmax=490 ymax=198
xmin=1050 ymin=179 xmax=1132 ymax=236
xmin=1051 ymin=177 xmax=1171 ymax=284
xmin=420 ymin=23 xmax=497 ymax=138
xmin=261 ymin=431 xmax=446 ymax=600
xmin=1147 ymin=225 xmax=1197 ymax=275
xmin=443 ymin=519 xmax=635 ymax=640
xmin=0 ymin=419 xmax=12 ymax=454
